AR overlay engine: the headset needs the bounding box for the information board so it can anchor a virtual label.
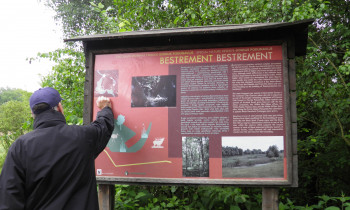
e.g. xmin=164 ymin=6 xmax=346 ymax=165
xmin=92 ymin=45 xmax=291 ymax=185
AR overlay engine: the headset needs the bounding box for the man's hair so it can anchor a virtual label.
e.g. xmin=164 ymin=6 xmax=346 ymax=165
xmin=32 ymin=103 xmax=58 ymax=118
xmin=30 ymin=87 xmax=62 ymax=113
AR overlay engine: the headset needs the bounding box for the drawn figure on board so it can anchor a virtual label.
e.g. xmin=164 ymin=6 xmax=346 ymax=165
xmin=152 ymin=138 xmax=165 ymax=148
xmin=107 ymin=114 xmax=152 ymax=153
xmin=94 ymin=70 xmax=118 ymax=97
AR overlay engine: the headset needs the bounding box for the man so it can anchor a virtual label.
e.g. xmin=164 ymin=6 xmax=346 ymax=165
xmin=0 ymin=87 xmax=114 ymax=209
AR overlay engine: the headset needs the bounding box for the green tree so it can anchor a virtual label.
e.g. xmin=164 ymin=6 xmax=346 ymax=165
xmin=292 ymin=1 xmax=350 ymax=204
xmin=44 ymin=0 xmax=116 ymax=38
xmin=0 ymin=89 xmax=32 ymax=172
xmin=0 ymin=101 xmax=31 ymax=149
xmin=36 ymin=48 xmax=85 ymax=125
xmin=0 ymin=87 xmax=31 ymax=105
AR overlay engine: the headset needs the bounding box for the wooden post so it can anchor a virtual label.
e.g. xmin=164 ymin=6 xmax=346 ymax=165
xmin=262 ymin=187 xmax=279 ymax=210
xmin=98 ymin=184 xmax=115 ymax=210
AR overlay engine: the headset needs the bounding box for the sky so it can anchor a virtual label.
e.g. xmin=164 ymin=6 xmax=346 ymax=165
xmin=0 ymin=0 xmax=64 ymax=93
xmin=222 ymin=136 xmax=284 ymax=151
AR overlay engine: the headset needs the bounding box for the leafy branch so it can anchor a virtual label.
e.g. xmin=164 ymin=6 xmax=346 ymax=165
xmin=308 ymin=37 xmax=350 ymax=96
xmin=299 ymin=114 xmax=350 ymax=147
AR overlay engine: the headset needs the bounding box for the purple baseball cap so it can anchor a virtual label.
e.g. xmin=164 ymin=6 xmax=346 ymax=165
xmin=30 ymin=87 xmax=62 ymax=113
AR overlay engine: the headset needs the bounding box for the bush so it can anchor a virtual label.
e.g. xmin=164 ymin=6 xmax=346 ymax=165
xmin=114 ymin=185 xmax=261 ymax=210
xmin=112 ymin=186 xmax=350 ymax=210
xmin=279 ymin=193 xmax=350 ymax=210
xmin=266 ymin=145 xmax=280 ymax=158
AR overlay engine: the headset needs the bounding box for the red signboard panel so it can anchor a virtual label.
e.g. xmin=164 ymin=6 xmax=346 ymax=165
xmin=94 ymin=45 xmax=286 ymax=181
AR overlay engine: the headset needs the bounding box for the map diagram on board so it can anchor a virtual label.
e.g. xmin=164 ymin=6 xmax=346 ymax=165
xmin=104 ymin=114 xmax=172 ymax=169
xmin=94 ymin=70 xmax=119 ymax=97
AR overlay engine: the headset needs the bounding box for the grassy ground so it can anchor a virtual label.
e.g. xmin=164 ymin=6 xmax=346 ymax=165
xmin=222 ymin=153 xmax=284 ymax=178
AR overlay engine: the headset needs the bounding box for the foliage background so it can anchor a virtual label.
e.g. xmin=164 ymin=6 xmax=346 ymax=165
xmin=0 ymin=88 xmax=32 ymax=172
xmin=1 ymin=0 xmax=349 ymax=208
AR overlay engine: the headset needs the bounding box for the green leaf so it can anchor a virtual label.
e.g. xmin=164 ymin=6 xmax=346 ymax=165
xmin=135 ymin=192 xmax=147 ymax=200
xmin=98 ymin=2 xmax=104 ymax=9
xmin=119 ymin=22 xmax=125 ymax=27
xmin=230 ymin=206 xmax=241 ymax=210
xmin=325 ymin=207 xmax=340 ymax=210
xmin=191 ymin=13 xmax=196 ymax=20
xmin=174 ymin=16 xmax=180 ymax=24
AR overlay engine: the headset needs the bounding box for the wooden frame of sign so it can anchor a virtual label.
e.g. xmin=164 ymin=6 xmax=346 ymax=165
xmin=65 ymin=19 xmax=313 ymax=189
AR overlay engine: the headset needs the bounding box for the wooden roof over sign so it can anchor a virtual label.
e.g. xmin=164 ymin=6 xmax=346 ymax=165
xmin=65 ymin=19 xmax=314 ymax=56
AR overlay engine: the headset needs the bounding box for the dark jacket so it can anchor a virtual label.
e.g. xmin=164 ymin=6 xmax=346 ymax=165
xmin=0 ymin=107 xmax=114 ymax=209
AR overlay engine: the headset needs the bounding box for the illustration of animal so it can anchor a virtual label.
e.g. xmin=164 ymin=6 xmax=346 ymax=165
xmin=152 ymin=138 xmax=165 ymax=148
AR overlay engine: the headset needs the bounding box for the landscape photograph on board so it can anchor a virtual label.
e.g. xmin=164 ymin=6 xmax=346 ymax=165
xmin=222 ymin=136 xmax=285 ymax=178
